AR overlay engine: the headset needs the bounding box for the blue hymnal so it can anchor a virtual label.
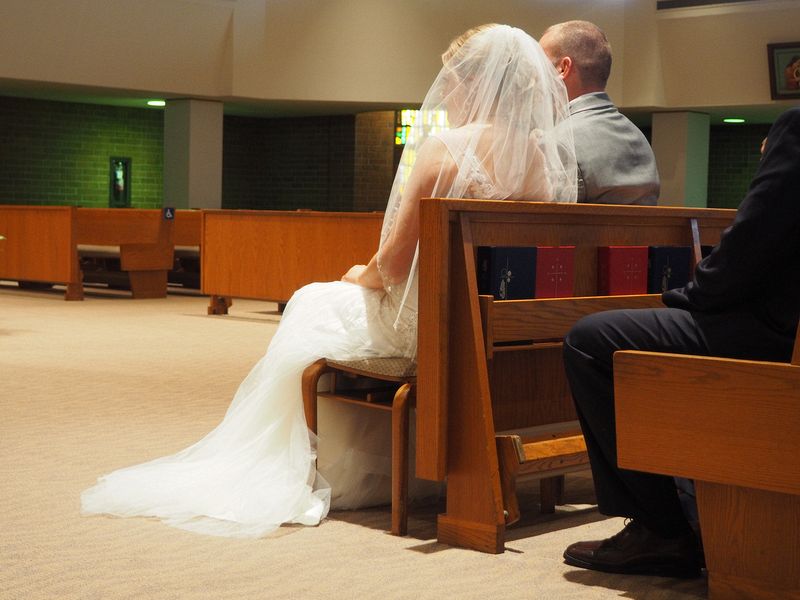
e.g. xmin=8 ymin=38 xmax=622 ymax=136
xmin=647 ymin=246 xmax=692 ymax=293
xmin=477 ymin=247 xmax=537 ymax=300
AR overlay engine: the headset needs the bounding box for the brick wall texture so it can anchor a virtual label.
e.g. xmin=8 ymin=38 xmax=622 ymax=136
xmin=354 ymin=111 xmax=395 ymax=212
xmin=0 ymin=96 xmax=775 ymax=213
xmin=222 ymin=114 xmax=355 ymax=211
xmin=0 ymin=97 xmax=163 ymax=208
xmin=707 ymin=123 xmax=771 ymax=209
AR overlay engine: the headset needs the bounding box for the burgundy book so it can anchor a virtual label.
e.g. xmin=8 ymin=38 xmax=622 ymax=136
xmin=534 ymin=246 xmax=575 ymax=298
xmin=597 ymin=246 xmax=648 ymax=295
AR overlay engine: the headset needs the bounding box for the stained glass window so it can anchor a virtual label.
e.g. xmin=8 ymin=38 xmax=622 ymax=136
xmin=394 ymin=109 xmax=449 ymax=146
xmin=393 ymin=109 xmax=450 ymax=195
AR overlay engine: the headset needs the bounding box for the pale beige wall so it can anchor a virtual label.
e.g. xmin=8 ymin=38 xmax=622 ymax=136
xmin=655 ymin=4 xmax=800 ymax=108
xmin=0 ymin=0 xmax=234 ymax=97
xmin=230 ymin=0 xmax=625 ymax=104
xmin=1 ymin=0 xmax=799 ymax=111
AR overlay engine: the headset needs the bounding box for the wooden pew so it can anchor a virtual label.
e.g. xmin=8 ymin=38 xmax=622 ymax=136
xmin=415 ymin=198 xmax=736 ymax=553
xmin=614 ymin=332 xmax=800 ymax=598
xmin=0 ymin=205 xmax=82 ymax=299
xmin=201 ymin=209 xmax=382 ymax=313
xmin=76 ymin=208 xmax=175 ymax=299
xmin=81 ymin=208 xmax=202 ymax=292
xmin=0 ymin=205 xmax=201 ymax=299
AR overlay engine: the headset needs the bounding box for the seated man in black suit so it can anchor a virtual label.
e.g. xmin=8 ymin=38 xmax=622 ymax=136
xmin=561 ymin=107 xmax=800 ymax=577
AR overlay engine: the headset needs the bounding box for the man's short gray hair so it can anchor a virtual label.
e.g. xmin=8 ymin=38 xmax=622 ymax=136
xmin=542 ymin=20 xmax=612 ymax=89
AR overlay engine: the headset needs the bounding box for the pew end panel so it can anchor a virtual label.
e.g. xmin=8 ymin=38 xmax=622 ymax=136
xmin=0 ymin=205 xmax=83 ymax=300
xmin=75 ymin=208 xmax=176 ymax=299
xmin=615 ymin=350 xmax=800 ymax=599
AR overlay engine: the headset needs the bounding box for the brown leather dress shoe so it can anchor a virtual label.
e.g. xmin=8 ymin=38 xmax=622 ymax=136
xmin=563 ymin=520 xmax=704 ymax=578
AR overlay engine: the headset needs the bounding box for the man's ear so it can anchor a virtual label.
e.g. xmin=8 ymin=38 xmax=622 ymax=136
xmin=557 ymin=56 xmax=574 ymax=79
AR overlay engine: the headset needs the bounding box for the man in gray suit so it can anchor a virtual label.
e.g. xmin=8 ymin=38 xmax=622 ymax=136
xmin=540 ymin=21 xmax=659 ymax=205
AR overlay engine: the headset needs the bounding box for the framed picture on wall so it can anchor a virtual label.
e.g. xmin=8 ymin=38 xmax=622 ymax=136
xmin=767 ymin=42 xmax=800 ymax=100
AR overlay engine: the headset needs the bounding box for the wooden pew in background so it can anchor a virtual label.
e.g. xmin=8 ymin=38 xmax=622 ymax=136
xmin=415 ymin=199 xmax=736 ymax=553
xmin=169 ymin=209 xmax=202 ymax=289
xmin=0 ymin=206 xmax=202 ymax=299
xmin=615 ymin=332 xmax=800 ymax=599
xmin=76 ymin=208 xmax=175 ymax=299
xmin=0 ymin=205 xmax=82 ymax=299
xmin=201 ymin=209 xmax=383 ymax=314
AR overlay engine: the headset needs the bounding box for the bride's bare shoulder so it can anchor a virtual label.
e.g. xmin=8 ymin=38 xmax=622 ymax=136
xmin=413 ymin=135 xmax=456 ymax=180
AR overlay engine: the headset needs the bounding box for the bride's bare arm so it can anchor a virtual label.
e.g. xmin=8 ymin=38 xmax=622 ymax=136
xmin=342 ymin=137 xmax=454 ymax=289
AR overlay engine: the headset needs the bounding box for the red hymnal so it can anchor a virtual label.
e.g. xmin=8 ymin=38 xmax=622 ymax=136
xmin=597 ymin=246 xmax=648 ymax=295
xmin=534 ymin=246 xmax=575 ymax=298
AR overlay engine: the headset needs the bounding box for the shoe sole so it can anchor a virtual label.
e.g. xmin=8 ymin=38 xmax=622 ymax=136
xmin=563 ymin=553 xmax=703 ymax=579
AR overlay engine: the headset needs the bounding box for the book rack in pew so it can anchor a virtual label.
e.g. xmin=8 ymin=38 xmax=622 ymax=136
xmin=415 ymin=199 xmax=736 ymax=553
xmin=615 ymin=329 xmax=800 ymax=598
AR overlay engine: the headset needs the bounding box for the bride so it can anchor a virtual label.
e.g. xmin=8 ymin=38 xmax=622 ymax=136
xmin=81 ymin=24 xmax=577 ymax=538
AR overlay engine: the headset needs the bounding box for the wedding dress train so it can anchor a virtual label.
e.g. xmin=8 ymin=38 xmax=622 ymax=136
xmin=81 ymin=281 xmax=417 ymax=538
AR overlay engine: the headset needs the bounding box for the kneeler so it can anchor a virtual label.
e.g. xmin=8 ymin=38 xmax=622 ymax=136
xmin=301 ymin=357 xmax=417 ymax=536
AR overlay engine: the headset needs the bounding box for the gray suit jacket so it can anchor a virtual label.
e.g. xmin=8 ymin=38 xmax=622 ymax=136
xmin=570 ymin=92 xmax=660 ymax=205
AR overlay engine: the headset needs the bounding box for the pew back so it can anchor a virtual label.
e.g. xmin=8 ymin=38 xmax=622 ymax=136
xmin=201 ymin=210 xmax=382 ymax=304
xmin=174 ymin=210 xmax=202 ymax=247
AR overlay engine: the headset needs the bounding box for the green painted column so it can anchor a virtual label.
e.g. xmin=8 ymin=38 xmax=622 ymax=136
xmin=163 ymin=99 xmax=223 ymax=209
xmin=652 ymin=112 xmax=710 ymax=208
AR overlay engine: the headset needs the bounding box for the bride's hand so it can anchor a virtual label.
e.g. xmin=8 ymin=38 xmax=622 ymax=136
xmin=341 ymin=264 xmax=367 ymax=284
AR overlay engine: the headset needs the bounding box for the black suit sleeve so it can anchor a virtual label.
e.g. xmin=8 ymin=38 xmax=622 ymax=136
xmin=663 ymin=108 xmax=800 ymax=317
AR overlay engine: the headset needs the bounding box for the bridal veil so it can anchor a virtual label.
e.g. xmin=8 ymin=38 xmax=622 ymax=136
xmin=377 ymin=24 xmax=577 ymax=335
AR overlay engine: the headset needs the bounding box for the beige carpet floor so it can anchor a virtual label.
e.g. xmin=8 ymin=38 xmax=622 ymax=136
xmin=0 ymin=284 xmax=707 ymax=599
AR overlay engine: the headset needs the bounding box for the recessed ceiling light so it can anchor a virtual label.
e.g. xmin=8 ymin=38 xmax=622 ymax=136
xmin=147 ymin=100 xmax=166 ymax=107
xmin=723 ymin=117 xmax=745 ymax=124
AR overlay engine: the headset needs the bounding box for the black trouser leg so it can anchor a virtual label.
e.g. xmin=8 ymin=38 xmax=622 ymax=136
xmin=562 ymin=308 xmax=710 ymax=537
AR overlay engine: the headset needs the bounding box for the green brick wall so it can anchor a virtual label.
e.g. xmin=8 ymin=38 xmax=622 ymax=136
xmin=0 ymin=97 xmax=163 ymax=208
xmin=222 ymin=114 xmax=355 ymax=211
xmin=707 ymin=124 xmax=771 ymax=209
xmin=0 ymin=96 xmax=777 ymax=213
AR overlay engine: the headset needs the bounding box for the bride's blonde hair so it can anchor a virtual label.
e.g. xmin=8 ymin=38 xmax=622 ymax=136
xmin=441 ymin=23 xmax=500 ymax=64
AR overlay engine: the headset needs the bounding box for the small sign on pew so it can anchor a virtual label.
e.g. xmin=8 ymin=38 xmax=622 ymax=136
xmin=163 ymin=207 xmax=175 ymax=220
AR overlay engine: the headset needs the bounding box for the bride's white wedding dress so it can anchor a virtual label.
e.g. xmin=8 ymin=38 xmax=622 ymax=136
xmin=81 ymin=280 xmax=417 ymax=538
